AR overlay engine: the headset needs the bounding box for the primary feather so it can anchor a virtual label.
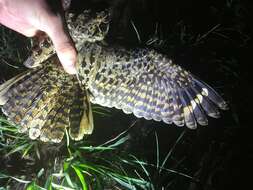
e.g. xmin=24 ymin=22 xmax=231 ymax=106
xmin=0 ymin=9 xmax=228 ymax=143
xmin=77 ymin=42 xmax=228 ymax=130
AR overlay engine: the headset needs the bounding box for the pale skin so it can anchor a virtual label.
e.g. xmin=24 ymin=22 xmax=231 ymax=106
xmin=0 ymin=0 xmax=77 ymax=74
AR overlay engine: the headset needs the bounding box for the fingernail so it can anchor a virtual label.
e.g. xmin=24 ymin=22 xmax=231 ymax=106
xmin=65 ymin=64 xmax=77 ymax=74
xmin=59 ymin=51 xmax=77 ymax=74
xmin=62 ymin=59 xmax=77 ymax=74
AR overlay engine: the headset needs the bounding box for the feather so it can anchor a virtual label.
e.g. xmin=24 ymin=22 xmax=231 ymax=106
xmin=39 ymin=94 xmax=68 ymax=143
xmin=192 ymin=77 xmax=228 ymax=110
xmin=185 ymin=87 xmax=208 ymax=126
xmin=69 ymin=88 xmax=93 ymax=140
xmin=79 ymin=42 xmax=227 ymax=129
xmin=0 ymin=34 xmax=228 ymax=143
xmin=178 ymin=89 xmax=197 ymax=129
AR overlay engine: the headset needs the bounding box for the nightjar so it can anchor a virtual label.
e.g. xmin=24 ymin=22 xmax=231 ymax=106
xmin=0 ymin=9 xmax=228 ymax=143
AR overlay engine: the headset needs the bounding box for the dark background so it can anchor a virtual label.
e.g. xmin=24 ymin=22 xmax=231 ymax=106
xmin=84 ymin=0 xmax=253 ymax=189
xmin=0 ymin=0 xmax=252 ymax=189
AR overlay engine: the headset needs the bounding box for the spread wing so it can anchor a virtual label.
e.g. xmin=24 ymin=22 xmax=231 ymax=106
xmin=0 ymin=55 xmax=92 ymax=142
xmin=77 ymin=42 xmax=228 ymax=129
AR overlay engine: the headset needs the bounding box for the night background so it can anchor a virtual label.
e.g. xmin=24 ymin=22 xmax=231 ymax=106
xmin=0 ymin=0 xmax=252 ymax=189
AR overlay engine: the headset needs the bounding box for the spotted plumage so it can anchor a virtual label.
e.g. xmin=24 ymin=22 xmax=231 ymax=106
xmin=0 ymin=9 xmax=228 ymax=143
xmin=77 ymin=42 xmax=228 ymax=129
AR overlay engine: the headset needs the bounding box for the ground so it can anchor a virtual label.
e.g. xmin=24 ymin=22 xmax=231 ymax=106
xmin=0 ymin=0 xmax=252 ymax=189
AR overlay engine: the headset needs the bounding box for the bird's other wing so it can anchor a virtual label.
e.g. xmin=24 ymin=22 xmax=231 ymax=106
xmin=0 ymin=55 xmax=90 ymax=142
xmin=77 ymin=42 xmax=228 ymax=129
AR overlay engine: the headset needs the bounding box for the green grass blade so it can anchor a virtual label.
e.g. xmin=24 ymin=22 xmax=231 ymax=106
xmin=5 ymin=143 xmax=30 ymax=157
xmin=51 ymin=183 xmax=75 ymax=190
xmin=71 ymin=165 xmax=88 ymax=190
xmin=155 ymin=132 xmax=159 ymax=170
xmin=26 ymin=182 xmax=46 ymax=190
xmin=159 ymin=130 xmax=186 ymax=173
xmin=64 ymin=173 xmax=75 ymax=188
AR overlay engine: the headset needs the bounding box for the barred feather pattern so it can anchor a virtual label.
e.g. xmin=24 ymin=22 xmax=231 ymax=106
xmin=0 ymin=56 xmax=91 ymax=142
xmin=77 ymin=42 xmax=228 ymax=129
xmin=0 ymin=9 xmax=228 ymax=142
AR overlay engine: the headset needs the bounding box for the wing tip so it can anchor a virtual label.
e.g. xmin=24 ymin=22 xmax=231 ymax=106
xmin=218 ymin=101 xmax=229 ymax=110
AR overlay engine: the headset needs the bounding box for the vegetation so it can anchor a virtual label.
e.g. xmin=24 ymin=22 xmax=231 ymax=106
xmin=1 ymin=0 xmax=252 ymax=189
xmin=0 ymin=117 xmax=152 ymax=189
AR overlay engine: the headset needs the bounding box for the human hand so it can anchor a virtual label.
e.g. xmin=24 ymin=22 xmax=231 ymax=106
xmin=0 ymin=0 xmax=77 ymax=74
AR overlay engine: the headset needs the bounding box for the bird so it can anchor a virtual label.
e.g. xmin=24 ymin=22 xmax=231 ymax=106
xmin=0 ymin=9 xmax=228 ymax=143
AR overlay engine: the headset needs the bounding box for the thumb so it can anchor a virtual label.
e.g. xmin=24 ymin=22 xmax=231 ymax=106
xmin=44 ymin=16 xmax=77 ymax=74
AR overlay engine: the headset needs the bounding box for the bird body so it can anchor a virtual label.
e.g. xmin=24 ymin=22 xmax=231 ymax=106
xmin=0 ymin=9 xmax=228 ymax=143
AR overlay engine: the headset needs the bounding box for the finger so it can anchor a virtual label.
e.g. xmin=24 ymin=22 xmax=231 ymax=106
xmin=0 ymin=16 xmax=37 ymax=37
xmin=6 ymin=25 xmax=37 ymax=37
xmin=21 ymin=27 xmax=38 ymax=37
xmin=43 ymin=16 xmax=77 ymax=74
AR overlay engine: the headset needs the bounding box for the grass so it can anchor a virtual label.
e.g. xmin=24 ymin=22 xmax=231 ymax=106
xmin=0 ymin=28 xmax=154 ymax=188
xmin=0 ymin=0 xmax=251 ymax=189
xmin=0 ymin=116 xmax=153 ymax=189
xmin=0 ymin=25 xmax=152 ymax=189
xmin=0 ymin=27 xmax=31 ymax=75
xmin=1 ymin=115 xmax=200 ymax=190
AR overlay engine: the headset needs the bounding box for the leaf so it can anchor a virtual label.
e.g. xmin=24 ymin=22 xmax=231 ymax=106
xmin=71 ymin=165 xmax=88 ymax=190
xmin=64 ymin=173 xmax=75 ymax=188
xmin=26 ymin=181 xmax=46 ymax=190
xmin=6 ymin=143 xmax=30 ymax=157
